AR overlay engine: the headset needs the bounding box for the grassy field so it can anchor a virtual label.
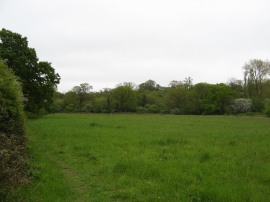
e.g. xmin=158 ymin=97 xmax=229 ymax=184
xmin=26 ymin=114 xmax=270 ymax=201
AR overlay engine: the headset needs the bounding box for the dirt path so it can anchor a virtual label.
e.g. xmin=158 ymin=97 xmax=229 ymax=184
xmin=51 ymin=156 xmax=90 ymax=202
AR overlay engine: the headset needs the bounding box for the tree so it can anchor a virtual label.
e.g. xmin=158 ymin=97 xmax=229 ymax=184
xmin=243 ymin=59 xmax=270 ymax=98
xmin=72 ymin=83 xmax=93 ymax=111
xmin=166 ymin=78 xmax=194 ymax=114
xmin=191 ymin=83 xmax=211 ymax=114
xmin=209 ymin=84 xmax=233 ymax=114
xmin=50 ymin=92 xmax=65 ymax=113
xmin=0 ymin=28 xmax=60 ymax=114
xmin=113 ymin=82 xmax=137 ymax=112
xmin=138 ymin=80 xmax=160 ymax=91
xmin=63 ymin=91 xmax=78 ymax=112
xmin=169 ymin=77 xmax=193 ymax=89
xmin=101 ymin=88 xmax=115 ymax=113
xmin=169 ymin=80 xmax=183 ymax=88
xmin=183 ymin=77 xmax=193 ymax=89
xmin=166 ymin=84 xmax=189 ymax=114
xmin=191 ymin=83 xmax=232 ymax=114
xmin=261 ymin=79 xmax=270 ymax=98
xmin=227 ymin=78 xmax=245 ymax=98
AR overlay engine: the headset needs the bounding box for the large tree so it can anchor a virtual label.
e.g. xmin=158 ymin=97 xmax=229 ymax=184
xmin=166 ymin=84 xmax=189 ymax=114
xmin=113 ymin=82 xmax=137 ymax=112
xmin=243 ymin=59 xmax=270 ymax=98
xmin=72 ymin=83 xmax=93 ymax=110
xmin=138 ymin=80 xmax=161 ymax=91
xmin=0 ymin=28 xmax=60 ymax=114
xmin=191 ymin=83 xmax=232 ymax=114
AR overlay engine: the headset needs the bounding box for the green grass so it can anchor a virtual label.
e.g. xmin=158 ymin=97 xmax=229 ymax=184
xmin=26 ymin=114 xmax=270 ymax=201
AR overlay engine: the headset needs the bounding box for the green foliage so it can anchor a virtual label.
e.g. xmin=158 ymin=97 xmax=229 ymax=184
xmin=138 ymin=79 xmax=161 ymax=91
xmin=166 ymin=82 xmax=192 ymax=114
xmin=0 ymin=60 xmax=29 ymax=200
xmin=0 ymin=28 xmax=60 ymax=114
xmin=264 ymin=99 xmax=270 ymax=117
xmin=113 ymin=83 xmax=137 ymax=112
xmin=0 ymin=60 xmax=25 ymax=135
xmin=243 ymin=59 xmax=270 ymax=98
xmin=27 ymin=114 xmax=270 ymax=201
xmin=101 ymin=89 xmax=115 ymax=113
xmin=191 ymin=83 xmax=233 ymax=114
xmin=227 ymin=78 xmax=245 ymax=98
xmin=51 ymin=74 xmax=269 ymax=116
xmin=145 ymin=104 xmax=160 ymax=113
xmin=72 ymin=83 xmax=93 ymax=111
xmin=50 ymin=92 xmax=65 ymax=113
xmin=136 ymin=104 xmax=160 ymax=113
xmin=251 ymin=98 xmax=264 ymax=112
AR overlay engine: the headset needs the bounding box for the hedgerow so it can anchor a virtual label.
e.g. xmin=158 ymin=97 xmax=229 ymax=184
xmin=0 ymin=59 xmax=29 ymax=201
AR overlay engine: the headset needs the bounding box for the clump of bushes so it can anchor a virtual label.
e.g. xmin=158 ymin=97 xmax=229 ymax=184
xmin=229 ymin=98 xmax=253 ymax=114
xmin=0 ymin=60 xmax=29 ymax=200
xmin=136 ymin=104 xmax=160 ymax=113
xmin=0 ymin=61 xmax=25 ymax=135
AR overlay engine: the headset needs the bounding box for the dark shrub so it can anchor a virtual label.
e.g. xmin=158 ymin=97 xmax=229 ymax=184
xmin=0 ymin=60 xmax=29 ymax=200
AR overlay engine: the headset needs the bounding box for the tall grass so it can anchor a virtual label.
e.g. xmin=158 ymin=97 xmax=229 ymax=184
xmin=26 ymin=114 xmax=270 ymax=201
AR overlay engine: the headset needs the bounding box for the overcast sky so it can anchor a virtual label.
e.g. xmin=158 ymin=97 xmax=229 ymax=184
xmin=1 ymin=0 xmax=270 ymax=92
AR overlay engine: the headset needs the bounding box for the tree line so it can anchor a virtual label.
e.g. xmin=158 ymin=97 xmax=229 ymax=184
xmin=51 ymin=64 xmax=270 ymax=116
xmin=1 ymin=28 xmax=270 ymax=117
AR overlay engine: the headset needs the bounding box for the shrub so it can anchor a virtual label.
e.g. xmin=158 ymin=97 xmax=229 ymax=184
xmin=145 ymin=104 xmax=160 ymax=113
xmin=0 ymin=60 xmax=25 ymax=135
xmin=229 ymin=98 xmax=253 ymax=114
xmin=136 ymin=107 xmax=148 ymax=113
xmin=0 ymin=60 xmax=29 ymax=200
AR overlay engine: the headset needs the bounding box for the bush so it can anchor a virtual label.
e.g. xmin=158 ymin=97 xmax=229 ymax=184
xmin=145 ymin=104 xmax=160 ymax=113
xmin=0 ymin=60 xmax=25 ymax=135
xmin=136 ymin=107 xmax=148 ymax=113
xmin=229 ymin=98 xmax=253 ymax=114
xmin=0 ymin=60 xmax=29 ymax=200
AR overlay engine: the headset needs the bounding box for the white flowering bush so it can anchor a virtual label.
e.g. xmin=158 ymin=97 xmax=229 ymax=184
xmin=230 ymin=98 xmax=253 ymax=114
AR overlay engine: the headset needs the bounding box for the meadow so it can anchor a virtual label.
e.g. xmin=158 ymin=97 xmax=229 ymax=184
xmin=26 ymin=114 xmax=270 ymax=201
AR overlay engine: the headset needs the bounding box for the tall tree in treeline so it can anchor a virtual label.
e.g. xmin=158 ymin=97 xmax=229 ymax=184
xmin=113 ymin=82 xmax=137 ymax=112
xmin=0 ymin=28 xmax=60 ymax=114
xmin=243 ymin=59 xmax=270 ymax=98
xmin=72 ymin=83 xmax=93 ymax=110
